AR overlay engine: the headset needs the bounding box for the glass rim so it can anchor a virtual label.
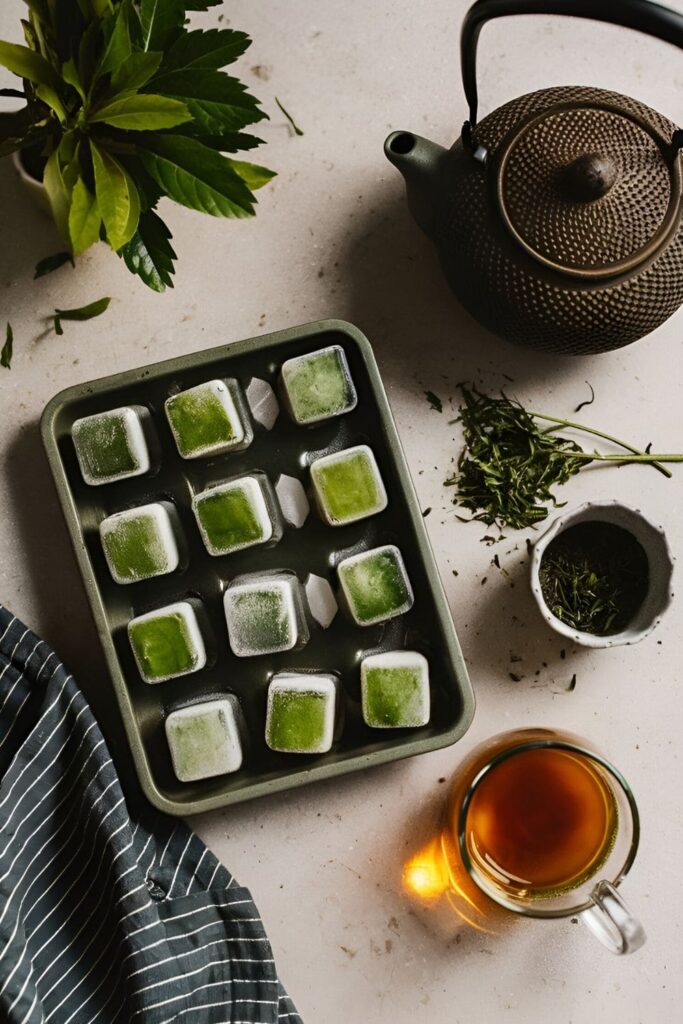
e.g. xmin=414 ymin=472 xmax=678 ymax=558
xmin=456 ymin=738 xmax=641 ymax=919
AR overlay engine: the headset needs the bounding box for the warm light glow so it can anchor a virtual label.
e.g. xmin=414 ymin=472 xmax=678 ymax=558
xmin=402 ymin=838 xmax=450 ymax=900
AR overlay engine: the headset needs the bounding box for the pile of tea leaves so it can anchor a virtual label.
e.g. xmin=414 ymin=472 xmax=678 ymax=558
xmin=445 ymin=386 xmax=681 ymax=531
xmin=538 ymin=522 xmax=649 ymax=635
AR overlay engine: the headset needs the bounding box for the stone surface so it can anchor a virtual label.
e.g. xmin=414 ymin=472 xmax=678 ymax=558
xmin=1 ymin=1 xmax=682 ymax=1020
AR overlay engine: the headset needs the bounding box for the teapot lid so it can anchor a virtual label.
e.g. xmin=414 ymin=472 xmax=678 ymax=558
xmin=496 ymin=103 xmax=682 ymax=279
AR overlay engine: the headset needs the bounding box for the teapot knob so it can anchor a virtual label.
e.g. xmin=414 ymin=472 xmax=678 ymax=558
xmin=562 ymin=153 xmax=618 ymax=202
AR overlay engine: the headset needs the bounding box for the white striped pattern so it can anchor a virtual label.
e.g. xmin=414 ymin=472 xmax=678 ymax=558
xmin=0 ymin=607 xmax=301 ymax=1024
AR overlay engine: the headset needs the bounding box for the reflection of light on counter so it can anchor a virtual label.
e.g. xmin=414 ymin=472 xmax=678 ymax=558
xmin=402 ymin=838 xmax=449 ymax=900
xmin=402 ymin=833 xmax=496 ymax=936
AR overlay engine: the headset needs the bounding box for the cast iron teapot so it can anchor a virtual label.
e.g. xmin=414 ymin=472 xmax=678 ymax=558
xmin=385 ymin=0 xmax=683 ymax=355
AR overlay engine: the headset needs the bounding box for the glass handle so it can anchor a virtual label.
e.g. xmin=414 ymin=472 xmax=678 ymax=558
xmin=580 ymin=880 xmax=646 ymax=955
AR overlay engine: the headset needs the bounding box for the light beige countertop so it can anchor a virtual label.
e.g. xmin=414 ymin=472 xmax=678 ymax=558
xmin=1 ymin=2 xmax=682 ymax=1021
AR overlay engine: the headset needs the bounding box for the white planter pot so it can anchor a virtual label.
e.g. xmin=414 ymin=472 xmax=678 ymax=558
xmin=12 ymin=150 xmax=52 ymax=218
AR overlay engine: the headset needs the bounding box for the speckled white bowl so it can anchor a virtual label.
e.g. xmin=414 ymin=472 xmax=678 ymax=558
xmin=530 ymin=500 xmax=675 ymax=649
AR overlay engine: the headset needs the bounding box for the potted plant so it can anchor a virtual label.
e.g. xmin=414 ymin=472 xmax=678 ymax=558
xmin=0 ymin=0 xmax=274 ymax=291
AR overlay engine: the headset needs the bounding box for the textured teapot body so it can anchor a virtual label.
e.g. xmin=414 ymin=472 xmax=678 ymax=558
xmin=387 ymin=86 xmax=683 ymax=355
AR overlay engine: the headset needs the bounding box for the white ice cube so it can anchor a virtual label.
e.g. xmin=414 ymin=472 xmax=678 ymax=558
xmin=128 ymin=600 xmax=206 ymax=683
xmin=304 ymin=573 xmax=338 ymax=629
xmin=100 ymin=502 xmax=180 ymax=584
xmin=275 ymin=474 xmax=310 ymax=529
xmin=192 ymin=475 xmax=277 ymax=556
xmin=265 ymin=673 xmax=337 ymax=754
xmin=223 ymin=572 xmax=309 ymax=657
xmin=245 ymin=377 xmax=280 ymax=431
xmin=165 ymin=697 xmax=244 ymax=782
xmin=72 ymin=405 xmax=151 ymax=486
xmin=360 ymin=651 xmax=430 ymax=728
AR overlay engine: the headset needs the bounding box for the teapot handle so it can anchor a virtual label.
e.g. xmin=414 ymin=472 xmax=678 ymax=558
xmin=461 ymin=0 xmax=683 ymax=148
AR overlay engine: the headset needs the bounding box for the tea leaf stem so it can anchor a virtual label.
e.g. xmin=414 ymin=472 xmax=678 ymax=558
xmin=531 ymin=412 xmax=671 ymax=478
xmin=556 ymin=451 xmax=683 ymax=464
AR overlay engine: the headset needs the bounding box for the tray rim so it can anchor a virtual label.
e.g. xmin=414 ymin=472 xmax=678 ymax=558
xmin=40 ymin=318 xmax=475 ymax=815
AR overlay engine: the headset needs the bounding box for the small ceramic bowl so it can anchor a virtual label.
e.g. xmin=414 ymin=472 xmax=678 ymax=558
xmin=530 ymin=500 xmax=675 ymax=648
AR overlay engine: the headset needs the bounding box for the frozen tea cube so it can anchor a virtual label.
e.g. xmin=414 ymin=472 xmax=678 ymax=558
xmin=165 ymin=379 xmax=252 ymax=459
xmin=245 ymin=377 xmax=279 ymax=431
xmin=281 ymin=345 xmax=357 ymax=425
xmin=338 ymin=545 xmax=414 ymax=626
xmin=223 ymin=573 xmax=309 ymax=657
xmin=100 ymin=502 xmax=180 ymax=584
xmin=266 ymin=673 xmax=337 ymax=754
xmin=128 ymin=601 xmax=206 ymax=683
xmin=310 ymin=445 xmax=387 ymax=526
xmin=304 ymin=573 xmax=338 ymax=629
xmin=361 ymin=651 xmax=430 ymax=728
xmin=274 ymin=474 xmax=310 ymax=529
xmin=192 ymin=474 xmax=277 ymax=556
xmin=72 ymin=406 xmax=151 ymax=486
xmin=166 ymin=696 xmax=244 ymax=782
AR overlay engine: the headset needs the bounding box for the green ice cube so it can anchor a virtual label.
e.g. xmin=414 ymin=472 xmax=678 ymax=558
xmin=223 ymin=574 xmax=308 ymax=657
xmin=72 ymin=406 xmax=150 ymax=485
xmin=193 ymin=475 xmax=275 ymax=556
xmin=281 ymin=345 xmax=357 ymax=424
xmin=266 ymin=673 xmax=337 ymax=753
xmin=361 ymin=651 xmax=430 ymax=728
xmin=128 ymin=601 xmax=206 ymax=683
xmin=100 ymin=502 xmax=180 ymax=584
xmin=166 ymin=696 xmax=244 ymax=782
xmin=310 ymin=445 xmax=387 ymax=526
xmin=165 ymin=379 xmax=251 ymax=459
xmin=338 ymin=545 xmax=413 ymax=626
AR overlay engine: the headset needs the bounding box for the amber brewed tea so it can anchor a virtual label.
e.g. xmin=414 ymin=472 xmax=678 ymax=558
xmin=464 ymin=747 xmax=618 ymax=899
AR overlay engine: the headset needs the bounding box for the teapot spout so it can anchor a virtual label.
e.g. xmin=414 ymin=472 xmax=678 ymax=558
xmin=384 ymin=132 xmax=450 ymax=237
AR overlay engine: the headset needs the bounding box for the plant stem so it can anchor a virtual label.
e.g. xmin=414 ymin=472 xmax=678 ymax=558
xmin=532 ymin=412 xmax=672 ymax=478
xmin=556 ymin=451 xmax=683 ymax=464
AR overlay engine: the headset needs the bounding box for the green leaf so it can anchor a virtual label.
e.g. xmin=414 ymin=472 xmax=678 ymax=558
xmin=91 ymin=141 xmax=140 ymax=249
xmin=183 ymin=1 xmax=222 ymax=9
xmin=0 ymin=40 xmax=65 ymax=121
xmin=89 ymin=93 xmax=191 ymax=130
xmin=117 ymin=153 xmax=162 ymax=209
xmin=139 ymin=0 xmax=185 ymax=52
xmin=227 ymin=158 xmax=275 ymax=191
xmin=53 ymin=297 xmax=111 ymax=334
xmin=275 ymin=97 xmax=304 ymax=136
xmin=159 ymin=29 xmax=250 ymax=73
xmin=181 ymin=131 xmax=264 ymax=153
xmin=0 ymin=40 xmax=58 ymax=89
xmin=97 ymin=5 xmax=132 ymax=78
xmin=35 ymin=251 xmax=74 ymax=278
xmin=110 ymin=51 xmax=161 ymax=94
xmin=138 ymin=134 xmax=258 ymax=218
xmin=62 ymin=58 xmax=85 ymax=102
xmin=55 ymin=297 xmax=111 ymax=320
xmin=43 ymin=148 xmax=72 ymax=243
xmin=119 ymin=208 xmax=176 ymax=291
xmin=1 ymin=324 xmax=13 ymax=370
xmin=151 ymin=70 xmax=266 ymax=134
xmin=69 ymin=177 xmax=101 ymax=256
xmin=0 ymin=107 xmax=49 ymax=156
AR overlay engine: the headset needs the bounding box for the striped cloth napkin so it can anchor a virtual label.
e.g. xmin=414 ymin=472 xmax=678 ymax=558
xmin=0 ymin=607 xmax=302 ymax=1024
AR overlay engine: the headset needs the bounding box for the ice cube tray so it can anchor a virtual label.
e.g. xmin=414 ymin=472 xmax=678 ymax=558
xmin=41 ymin=320 xmax=474 ymax=815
